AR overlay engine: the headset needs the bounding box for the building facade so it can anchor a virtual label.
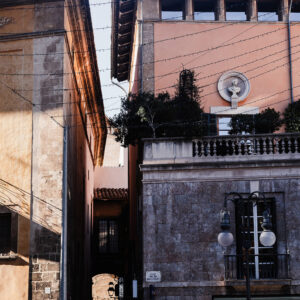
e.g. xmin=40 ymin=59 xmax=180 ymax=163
xmin=0 ymin=0 xmax=106 ymax=299
xmin=112 ymin=0 xmax=300 ymax=299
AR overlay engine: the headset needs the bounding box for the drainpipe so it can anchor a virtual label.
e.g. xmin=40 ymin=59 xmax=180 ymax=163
xmin=288 ymin=0 xmax=294 ymax=104
xmin=60 ymin=125 xmax=68 ymax=300
xmin=139 ymin=0 xmax=144 ymax=92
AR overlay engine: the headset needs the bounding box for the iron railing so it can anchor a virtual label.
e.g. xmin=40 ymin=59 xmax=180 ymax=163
xmin=224 ymin=254 xmax=290 ymax=280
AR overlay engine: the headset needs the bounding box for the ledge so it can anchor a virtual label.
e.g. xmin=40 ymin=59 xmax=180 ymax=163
xmin=143 ymin=280 xmax=226 ymax=288
xmin=143 ymin=279 xmax=292 ymax=288
xmin=225 ymin=279 xmax=291 ymax=287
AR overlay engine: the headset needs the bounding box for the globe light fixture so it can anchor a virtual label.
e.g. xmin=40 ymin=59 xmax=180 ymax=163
xmin=259 ymin=209 xmax=276 ymax=247
xmin=218 ymin=231 xmax=234 ymax=247
xmin=218 ymin=210 xmax=234 ymax=247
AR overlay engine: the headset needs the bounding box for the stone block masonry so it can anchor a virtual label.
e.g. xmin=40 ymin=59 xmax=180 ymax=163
xmin=141 ymin=139 xmax=300 ymax=299
xmin=30 ymin=227 xmax=61 ymax=299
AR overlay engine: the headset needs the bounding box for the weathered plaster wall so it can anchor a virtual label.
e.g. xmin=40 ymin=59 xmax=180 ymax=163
xmin=141 ymin=162 xmax=300 ymax=299
xmin=0 ymin=1 xmax=104 ymax=299
xmin=29 ymin=2 xmax=65 ymax=299
xmin=31 ymin=35 xmax=64 ymax=300
xmin=0 ymin=6 xmax=34 ymax=300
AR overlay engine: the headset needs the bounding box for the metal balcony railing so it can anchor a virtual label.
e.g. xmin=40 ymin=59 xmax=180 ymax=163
xmin=224 ymin=254 xmax=290 ymax=280
xmin=193 ymin=133 xmax=300 ymax=158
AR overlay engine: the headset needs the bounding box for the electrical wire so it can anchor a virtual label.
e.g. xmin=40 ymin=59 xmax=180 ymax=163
xmin=49 ymin=49 xmax=300 ymax=119
xmin=7 ymin=38 xmax=300 ymax=116
xmin=0 ymin=26 xmax=289 ymax=79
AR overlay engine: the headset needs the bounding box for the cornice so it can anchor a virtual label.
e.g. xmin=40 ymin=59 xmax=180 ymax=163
xmin=111 ymin=0 xmax=136 ymax=82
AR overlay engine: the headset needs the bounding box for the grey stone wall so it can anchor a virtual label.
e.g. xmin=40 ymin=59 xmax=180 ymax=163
xmin=141 ymin=159 xmax=300 ymax=299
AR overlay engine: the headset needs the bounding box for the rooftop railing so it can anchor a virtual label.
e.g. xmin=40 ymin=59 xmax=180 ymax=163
xmin=193 ymin=133 xmax=300 ymax=158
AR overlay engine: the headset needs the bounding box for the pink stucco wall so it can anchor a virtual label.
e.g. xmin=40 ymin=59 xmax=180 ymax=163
xmin=154 ymin=22 xmax=300 ymax=113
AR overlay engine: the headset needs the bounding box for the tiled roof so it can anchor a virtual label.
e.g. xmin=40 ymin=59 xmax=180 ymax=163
xmin=94 ymin=188 xmax=128 ymax=201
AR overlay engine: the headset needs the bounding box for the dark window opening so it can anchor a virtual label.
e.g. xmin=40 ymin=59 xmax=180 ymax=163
xmin=161 ymin=0 xmax=184 ymax=20
xmin=257 ymin=0 xmax=279 ymax=21
xmin=194 ymin=0 xmax=215 ymax=21
xmin=226 ymin=1 xmax=247 ymax=21
xmin=235 ymin=198 xmax=277 ymax=279
xmin=290 ymin=2 xmax=300 ymax=21
xmin=0 ymin=214 xmax=11 ymax=253
xmin=98 ymin=219 xmax=119 ymax=254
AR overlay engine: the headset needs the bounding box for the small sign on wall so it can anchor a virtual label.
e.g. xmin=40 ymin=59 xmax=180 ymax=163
xmin=146 ymin=271 xmax=161 ymax=283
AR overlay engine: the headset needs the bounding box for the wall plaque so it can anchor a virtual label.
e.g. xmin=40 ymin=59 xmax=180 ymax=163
xmin=146 ymin=271 xmax=161 ymax=283
xmin=0 ymin=17 xmax=13 ymax=27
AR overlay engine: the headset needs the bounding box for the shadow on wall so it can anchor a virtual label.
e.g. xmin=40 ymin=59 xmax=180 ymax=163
xmin=0 ymin=178 xmax=61 ymax=234
xmin=0 ymin=178 xmax=62 ymax=300
xmin=0 ymin=177 xmax=62 ymax=263
xmin=92 ymin=273 xmax=119 ymax=300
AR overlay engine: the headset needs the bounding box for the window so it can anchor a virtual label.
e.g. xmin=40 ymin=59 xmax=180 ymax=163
xmin=218 ymin=117 xmax=231 ymax=136
xmin=235 ymin=199 xmax=277 ymax=279
xmin=290 ymin=2 xmax=300 ymax=21
xmin=0 ymin=214 xmax=11 ymax=254
xmin=226 ymin=0 xmax=247 ymax=21
xmin=161 ymin=0 xmax=184 ymax=20
xmin=258 ymin=11 xmax=278 ymax=21
xmin=194 ymin=0 xmax=215 ymax=21
xmin=257 ymin=1 xmax=279 ymax=21
xmin=98 ymin=219 xmax=119 ymax=254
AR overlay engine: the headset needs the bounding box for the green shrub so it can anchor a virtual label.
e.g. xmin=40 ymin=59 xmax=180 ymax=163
xmin=284 ymin=99 xmax=300 ymax=132
xmin=255 ymin=108 xmax=282 ymax=134
xmin=229 ymin=114 xmax=255 ymax=135
xmin=229 ymin=108 xmax=282 ymax=135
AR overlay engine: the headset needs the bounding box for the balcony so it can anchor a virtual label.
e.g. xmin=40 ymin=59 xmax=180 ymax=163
xmin=193 ymin=133 xmax=300 ymax=159
xmin=143 ymin=133 xmax=300 ymax=165
xmin=224 ymin=254 xmax=290 ymax=280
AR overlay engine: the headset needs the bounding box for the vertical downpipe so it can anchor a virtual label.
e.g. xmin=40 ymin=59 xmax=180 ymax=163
xmin=288 ymin=0 xmax=294 ymax=103
xmin=139 ymin=0 xmax=144 ymax=92
xmin=60 ymin=125 xmax=68 ymax=299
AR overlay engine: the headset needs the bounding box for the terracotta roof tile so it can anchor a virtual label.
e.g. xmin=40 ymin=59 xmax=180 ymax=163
xmin=94 ymin=188 xmax=128 ymax=201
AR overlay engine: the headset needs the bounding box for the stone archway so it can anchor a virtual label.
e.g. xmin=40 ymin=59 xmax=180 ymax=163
xmin=92 ymin=273 xmax=119 ymax=300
